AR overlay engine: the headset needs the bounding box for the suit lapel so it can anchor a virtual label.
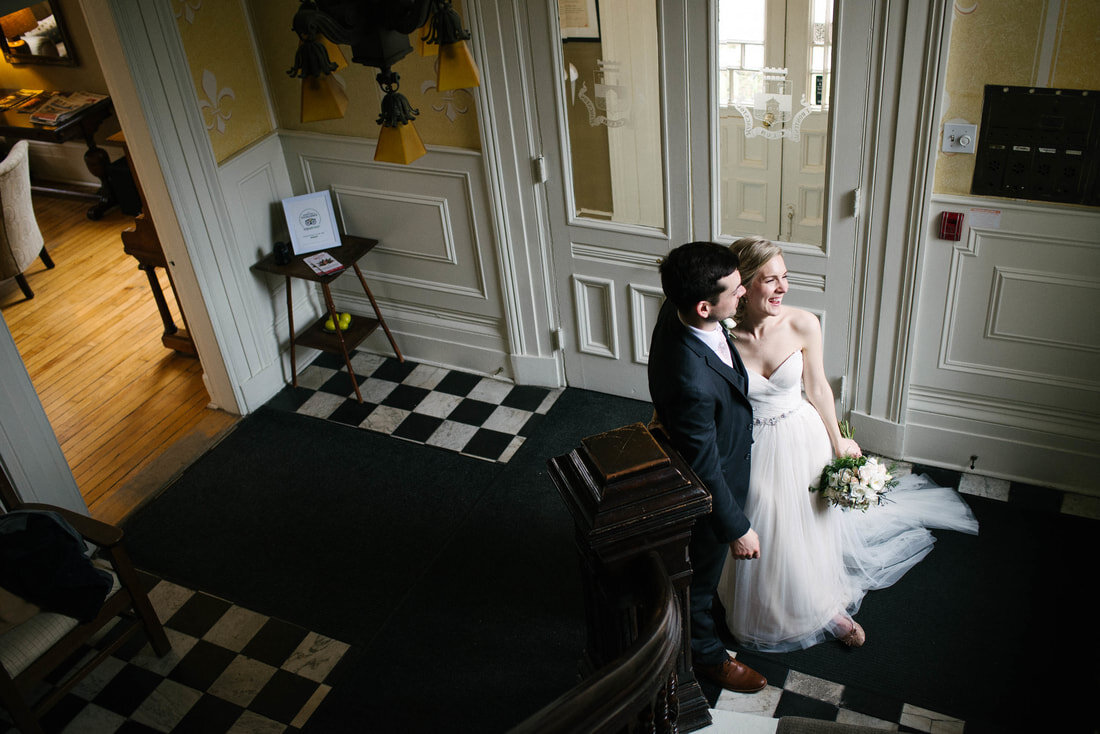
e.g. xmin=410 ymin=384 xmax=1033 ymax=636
xmin=675 ymin=320 xmax=748 ymax=397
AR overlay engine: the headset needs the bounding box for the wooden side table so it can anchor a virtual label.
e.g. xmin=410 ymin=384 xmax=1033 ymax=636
xmin=251 ymin=234 xmax=403 ymax=402
xmin=0 ymin=92 xmax=117 ymax=219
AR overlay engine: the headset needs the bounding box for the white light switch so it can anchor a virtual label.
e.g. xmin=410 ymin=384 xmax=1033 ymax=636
xmin=943 ymin=123 xmax=977 ymax=154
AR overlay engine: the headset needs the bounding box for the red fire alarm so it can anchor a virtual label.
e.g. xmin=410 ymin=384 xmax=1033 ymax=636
xmin=939 ymin=211 xmax=964 ymax=241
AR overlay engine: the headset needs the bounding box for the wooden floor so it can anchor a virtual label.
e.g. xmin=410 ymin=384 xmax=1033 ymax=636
xmin=0 ymin=194 xmax=238 ymax=524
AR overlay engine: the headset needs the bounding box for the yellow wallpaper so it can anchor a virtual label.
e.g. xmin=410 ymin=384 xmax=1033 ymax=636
xmin=935 ymin=0 xmax=1100 ymax=195
xmin=1053 ymin=1 xmax=1100 ymax=90
xmin=245 ymin=0 xmax=480 ymax=150
xmin=174 ymin=0 xmax=273 ymax=164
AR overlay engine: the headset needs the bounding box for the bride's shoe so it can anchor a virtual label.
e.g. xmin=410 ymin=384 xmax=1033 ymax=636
xmin=838 ymin=621 xmax=866 ymax=647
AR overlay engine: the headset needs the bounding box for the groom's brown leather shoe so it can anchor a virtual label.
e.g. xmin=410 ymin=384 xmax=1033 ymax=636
xmin=694 ymin=655 xmax=767 ymax=693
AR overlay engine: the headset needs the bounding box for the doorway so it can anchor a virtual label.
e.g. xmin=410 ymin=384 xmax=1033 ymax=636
xmin=529 ymin=0 xmax=877 ymax=399
xmin=0 ymin=193 xmax=234 ymax=523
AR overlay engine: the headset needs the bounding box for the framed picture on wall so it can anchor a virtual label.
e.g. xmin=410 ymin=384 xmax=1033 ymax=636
xmin=559 ymin=0 xmax=600 ymax=41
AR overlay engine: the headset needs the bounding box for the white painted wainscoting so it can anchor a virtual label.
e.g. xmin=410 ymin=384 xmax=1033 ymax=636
xmin=904 ymin=195 xmax=1100 ymax=494
xmin=278 ymin=132 xmax=514 ymax=381
xmin=215 ymin=133 xmax=302 ymax=411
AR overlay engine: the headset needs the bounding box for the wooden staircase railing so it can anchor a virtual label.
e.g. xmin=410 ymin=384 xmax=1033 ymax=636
xmin=511 ymin=422 xmax=714 ymax=733
xmin=509 ymin=552 xmax=681 ymax=734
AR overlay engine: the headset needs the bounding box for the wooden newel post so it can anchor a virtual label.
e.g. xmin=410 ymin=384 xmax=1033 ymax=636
xmin=548 ymin=421 xmax=714 ymax=733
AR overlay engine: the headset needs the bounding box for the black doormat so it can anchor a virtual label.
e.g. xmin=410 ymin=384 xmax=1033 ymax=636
xmin=120 ymin=387 xmax=1097 ymax=733
xmin=723 ymin=493 xmax=1098 ymax=733
xmin=123 ymin=390 xmax=654 ymax=732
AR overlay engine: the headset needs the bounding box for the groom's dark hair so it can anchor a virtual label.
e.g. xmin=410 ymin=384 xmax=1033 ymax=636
xmin=660 ymin=242 xmax=740 ymax=314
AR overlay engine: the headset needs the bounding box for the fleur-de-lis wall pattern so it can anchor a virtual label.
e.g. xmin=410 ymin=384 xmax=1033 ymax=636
xmin=174 ymin=0 xmax=273 ymax=164
xmin=199 ymin=69 xmax=235 ymax=134
xmin=173 ymin=0 xmax=481 ymax=160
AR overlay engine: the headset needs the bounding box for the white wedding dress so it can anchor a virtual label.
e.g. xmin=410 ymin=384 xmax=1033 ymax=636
xmin=716 ymin=350 xmax=979 ymax=652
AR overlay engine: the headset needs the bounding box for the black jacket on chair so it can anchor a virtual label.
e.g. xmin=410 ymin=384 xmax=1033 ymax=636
xmin=0 ymin=510 xmax=113 ymax=622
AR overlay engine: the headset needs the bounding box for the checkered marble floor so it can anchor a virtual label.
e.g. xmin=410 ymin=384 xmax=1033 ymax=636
xmin=709 ymin=652 xmax=966 ymax=732
xmin=1 ymin=575 xmax=349 ymax=734
xmin=266 ymin=352 xmax=563 ymax=464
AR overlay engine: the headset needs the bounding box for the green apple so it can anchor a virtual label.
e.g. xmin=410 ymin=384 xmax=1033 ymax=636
xmin=339 ymin=312 xmax=351 ymax=329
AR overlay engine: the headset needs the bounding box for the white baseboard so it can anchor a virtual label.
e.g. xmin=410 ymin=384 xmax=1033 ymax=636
xmin=510 ymin=353 xmax=564 ymax=388
xmin=903 ymin=423 xmax=1097 ymax=497
xmin=26 ymin=140 xmax=125 ymax=188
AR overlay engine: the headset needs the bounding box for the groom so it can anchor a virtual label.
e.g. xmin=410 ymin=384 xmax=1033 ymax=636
xmin=648 ymin=242 xmax=766 ymax=693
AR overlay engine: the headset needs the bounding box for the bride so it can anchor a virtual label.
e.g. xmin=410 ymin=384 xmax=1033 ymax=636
xmin=716 ymin=236 xmax=979 ymax=652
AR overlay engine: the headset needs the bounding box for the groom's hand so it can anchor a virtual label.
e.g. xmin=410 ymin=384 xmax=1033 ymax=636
xmin=731 ymin=529 xmax=760 ymax=560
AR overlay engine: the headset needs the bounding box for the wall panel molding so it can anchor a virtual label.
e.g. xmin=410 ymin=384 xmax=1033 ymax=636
xmin=572 ymin=275 xmax=619 ymax=359
xmin=629 ymin=283 xmax=664 ymax=365
xmin=571 ymin=242 xmax=663 ymax=270
xmin=331 ymin=185 xmax=460 ymax=267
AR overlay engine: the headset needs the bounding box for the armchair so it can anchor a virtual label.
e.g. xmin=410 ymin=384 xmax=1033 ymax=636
xmin=0 ymin=140 xmax=53 ymax=301
xmin=0 ymin=475 xmax=170 ymax=734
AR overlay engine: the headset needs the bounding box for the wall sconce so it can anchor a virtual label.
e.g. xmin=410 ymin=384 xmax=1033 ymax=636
xmin=286 ymin=0 xmax=481 ymax=165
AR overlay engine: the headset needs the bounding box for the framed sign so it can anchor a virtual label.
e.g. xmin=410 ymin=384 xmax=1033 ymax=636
xmin=281 ymin=190 xmax=341 ymax=255
xmin=559 ymin=0 xmax=600 ymax=41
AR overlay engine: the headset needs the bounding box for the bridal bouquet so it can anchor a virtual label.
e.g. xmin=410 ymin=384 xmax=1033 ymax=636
xmin=809 ymin=424 xmax=897 ymax=511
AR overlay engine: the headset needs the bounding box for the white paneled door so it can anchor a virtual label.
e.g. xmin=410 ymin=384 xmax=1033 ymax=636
xmin=528 ymin=0 xmax=877 ymax=399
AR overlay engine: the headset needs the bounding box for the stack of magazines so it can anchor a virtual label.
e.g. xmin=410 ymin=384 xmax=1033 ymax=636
xmin=0 ymin=89 xmax=49 ymax=112
xmin=27 ymin=91 xmax=107 ymax=125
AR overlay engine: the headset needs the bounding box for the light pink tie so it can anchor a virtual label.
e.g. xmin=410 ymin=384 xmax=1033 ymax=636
xmin=716 ymin=334 xmax=733 ymax=368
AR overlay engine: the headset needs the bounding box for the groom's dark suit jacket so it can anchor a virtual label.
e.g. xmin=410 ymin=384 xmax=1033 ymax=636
xmin=648 ymin=299 xmax=754 ymax=544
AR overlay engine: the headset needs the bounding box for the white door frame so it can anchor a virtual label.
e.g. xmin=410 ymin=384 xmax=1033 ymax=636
xmin=848 ymin=0 xmax=951 ymax=456
xmin=80 ymin=0 xmax=247 ymax=415
xmin=1 ymin=0 xmax=249 ymax=507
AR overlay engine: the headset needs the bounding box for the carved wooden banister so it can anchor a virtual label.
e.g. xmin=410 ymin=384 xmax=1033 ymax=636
xmin=530 ymin=422 xmax=714 ymax=733
xmin=509 ymin=552 xmax=680 ymax=734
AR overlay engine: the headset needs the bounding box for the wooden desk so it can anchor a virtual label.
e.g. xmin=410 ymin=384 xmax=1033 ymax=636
xmin=0 ymin=93 xmax=116 ymax=219
xmin=252 ymin=235 xmax=403 ymax=402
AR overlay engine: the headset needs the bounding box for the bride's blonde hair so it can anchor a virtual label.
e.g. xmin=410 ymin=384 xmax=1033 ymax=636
xmin=729 ymin=236 xmax=783 ymax=319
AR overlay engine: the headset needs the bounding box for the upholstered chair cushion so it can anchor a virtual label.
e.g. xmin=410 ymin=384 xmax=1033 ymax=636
xmin=0 ymin=559 xmax=120 ymax=679
xmin=0 ymin=139 xmax=45 ymax=280
xmin=0 ymin=586 xmax=40 ymax=634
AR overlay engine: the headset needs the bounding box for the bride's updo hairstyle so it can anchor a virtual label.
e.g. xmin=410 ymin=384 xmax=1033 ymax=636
xmin=729 ymin=235 xmax=783 ymax=319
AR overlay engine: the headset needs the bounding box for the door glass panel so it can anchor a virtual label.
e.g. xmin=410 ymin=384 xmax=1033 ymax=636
xmin=558 ymin=0 xmax=665 ymax=228
xmin=717 ymin=0 xmax=833 ymax=246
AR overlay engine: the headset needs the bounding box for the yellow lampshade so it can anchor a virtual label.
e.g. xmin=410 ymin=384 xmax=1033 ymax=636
xmin=321 ymin=37 xmax=348 ymax=71
xmin=0 ymin=8 xmax=37 ymax=39
xmin=437 ymin=40 xmax=480 ymax=91
xmin=374 ymin=123 xmax=427 ymax=165
xmin=413 ymin=17 xmax=437 ymax=56
xmin=301 ymin=74 xmax=348 ymax=123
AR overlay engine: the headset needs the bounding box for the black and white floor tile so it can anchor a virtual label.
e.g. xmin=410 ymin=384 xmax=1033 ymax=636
xmin=711 ymin=656 xmax=966 ymax=733
xmin=1 ymin=575 xmax=349 ymax=734
xmin=266 ymin=351 xmax=563 ymax=464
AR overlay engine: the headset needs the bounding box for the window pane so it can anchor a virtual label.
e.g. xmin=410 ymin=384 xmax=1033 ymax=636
xmin=744 ymin=43 xmax=765 ymax=70
xmin=717 ymin=0 xmax=832 ymax=246
xmin=560 ymin=0 xmax=665 ymax=227
xmin=719 ymin=0 xmax=765 ymax=42
xmin=719 ymin=43 xmax=741 ymax=69
xmin=719 ymin=69 xmax=732 ymax=106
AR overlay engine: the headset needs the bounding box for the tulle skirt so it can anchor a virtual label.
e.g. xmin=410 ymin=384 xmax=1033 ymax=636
xmin=716 ymin=400 xmax=979 ymax=652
